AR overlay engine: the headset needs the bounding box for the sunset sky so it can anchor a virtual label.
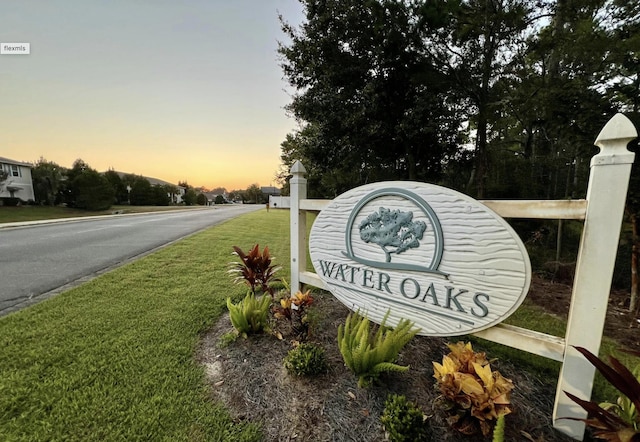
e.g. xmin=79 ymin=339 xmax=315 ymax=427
xmin=1 ymin=0 xmax=304 ymax=191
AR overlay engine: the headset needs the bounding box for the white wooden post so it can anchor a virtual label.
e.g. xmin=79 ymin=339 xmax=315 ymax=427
xmin=553 ymin=114 xmax=637 ymax=439
xmin=290 ymin=160 xmax=307 ymax=293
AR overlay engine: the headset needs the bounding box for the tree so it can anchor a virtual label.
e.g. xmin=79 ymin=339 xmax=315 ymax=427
xmin=215 ymin=194 xmax=226 ymax=204
xmin=228 ymin=190 xmax=244 ymax=203
xmin=196 ymin=193 xmax=207 ymax=205
xmin=424 ymin=0 xmax=552 ymax=198
xmin=129 ymin=176 xmax=154 ymax=206
xmin=245 ymin=183 xmax=262 ymax=204
xmin=64 ymin=159 xmax=114 ymax=211
xmin=183 ymin=188 xmax=197 ymax=206
xmin=279 ymin=0 xmax=461 ymax=197
xmin=359 ymin=207 xmax=427 ymax=262
xmin=152 ymin=185 xmax=170 ymax=206
xmin=0 ymin=169 xmax=7 ymax=193
xmin=103 ymin=169 xmax=128 ymax=204
xmin=31 ymin=158 xmax=65 ymax=205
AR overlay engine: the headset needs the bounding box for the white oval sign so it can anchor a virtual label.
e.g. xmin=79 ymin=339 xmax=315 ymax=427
xmin=309 ymin=182 xmax=531 ymax=337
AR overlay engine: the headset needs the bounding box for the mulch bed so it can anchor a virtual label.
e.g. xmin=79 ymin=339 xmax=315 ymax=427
xmin=195 ymin=273 xmax=640 ymax=441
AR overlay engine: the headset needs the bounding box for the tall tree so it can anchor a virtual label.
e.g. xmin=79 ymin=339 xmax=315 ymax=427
xmin=245 ymin=183 xmax=262 ymax=204
xmin=470 ymin=0 xmax=617 ymax=200
xmin=427 ymin=0 xmax=538 ymax=197
xmin=31 ymin=158 xmax=65 ymax=205
xmin=129 ymin=176 xmax=154 ymax=206
xmin=64 ymin=159 xmax=114 ymax=211
xmin=103 ymin=169 xmax=128 ymax=204
xmin=605 ymin=0 xmax=640 ymax=311
xmin=279 ymin=0 xmax=461 ymax=197
xmin=183 ymin=188 xmax=197 ymax=206
xmin=152 ymin=185 xmax=170 ymax=206
xmin=603 ymin=0 xmax=639 ymax=114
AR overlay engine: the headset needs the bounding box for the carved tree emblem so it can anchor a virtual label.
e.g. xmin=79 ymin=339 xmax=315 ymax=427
xmin=359 ymin=207 xmax=427 ymax=262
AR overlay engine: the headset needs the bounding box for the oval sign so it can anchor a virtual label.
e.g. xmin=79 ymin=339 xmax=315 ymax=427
xmin=309 ymin=182 xmax=531 ymax=337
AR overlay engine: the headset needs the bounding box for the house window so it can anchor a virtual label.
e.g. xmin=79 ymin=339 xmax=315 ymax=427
xmin=11 ymin=165 xmax=20 ymax=177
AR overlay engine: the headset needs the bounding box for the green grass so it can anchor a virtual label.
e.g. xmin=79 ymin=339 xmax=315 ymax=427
xmin=0 ymin=204 xmax=208 ymax=223
xmin=473 ymin=298 xmax=640 ymax=404
xmin=0 ymin=209 xmax=289 ymax=441
xmin=1 ymin=207 xmax=638 ymax=440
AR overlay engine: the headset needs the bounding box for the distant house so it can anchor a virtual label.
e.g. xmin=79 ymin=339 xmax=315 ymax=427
xmin=145 ymin=176 xmax=186 ymax=204
xmin=261 ymin=186 xmax=281 ymax=198
xmin=113 ymin=171 xmax=185 ymax=204
xmin=203 ymin=191 xmax=228 ymax=205
xmin=0 ymin=156 xmax=35 ymax=203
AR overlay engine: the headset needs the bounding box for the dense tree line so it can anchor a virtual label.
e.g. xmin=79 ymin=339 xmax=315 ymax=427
xmin=31 ymin=158 xmax=176 ymax=209
xmin=29 ymin=159 xmax=266 ymax=209
xmin=278 ymin=0 xmax=637 ymax=199
xmin=278 ymin=0 xmax=639 ymax=304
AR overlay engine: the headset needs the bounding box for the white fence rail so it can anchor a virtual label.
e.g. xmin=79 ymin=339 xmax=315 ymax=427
xmin=288 ymin=113 xmax=637 ymax=440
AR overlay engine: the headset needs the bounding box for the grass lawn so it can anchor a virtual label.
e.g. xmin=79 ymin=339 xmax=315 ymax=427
xmin=0 ymin=204 xmax=207 ymax=224
xmin=0 ymin=208 xmax=636 ymax=440
xmin=0 ymin=209 xmax=288 ymax=441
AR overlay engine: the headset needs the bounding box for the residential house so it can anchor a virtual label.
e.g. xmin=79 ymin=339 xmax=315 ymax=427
xmin=145 ymin=176 xmax=186 ymax=204
xmin=261 ymin=186 xmax=281 ymax=199
xmin=203 ymin=191 xmax=229 ymax=205
xmin=0 ymin=156 xmax=35 ymax=203
xmin=114 ymin=171 xmax=185 ymax=204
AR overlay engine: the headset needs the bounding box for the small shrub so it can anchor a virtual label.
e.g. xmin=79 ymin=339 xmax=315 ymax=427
xmin=337 ymin=310 xmax=419 ymax=388
xmin=226 ymin=292 xmax=271 ymax=338
xmin=217 ymin=331 xmax=238 ymax=348
xmin=283 ymin=343 xmax=327 ymax=376
xmin=380 ymin=394 xmax=428 ymax=442
xmin=563 ymin=346 xmax=640 ymax=441
xmin=228 ymin=244 xmax=281 ymax=296
xmin=432 ymin=341 xmax=514 ymax=437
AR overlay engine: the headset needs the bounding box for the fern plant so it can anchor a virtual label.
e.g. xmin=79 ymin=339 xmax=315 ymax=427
xmin=492 ymin=414 xmax=505 ymax=442
xmin=226 ymin=292 xmax=271 ymax=338
xmin=337 ymin=310 xmax=419 ymax=388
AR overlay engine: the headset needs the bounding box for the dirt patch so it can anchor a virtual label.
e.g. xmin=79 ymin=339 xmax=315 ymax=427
xmin=527 ymin=275 xmax=640 ymax=351
xmin=195 ymin=278 xmax=631 ymax=441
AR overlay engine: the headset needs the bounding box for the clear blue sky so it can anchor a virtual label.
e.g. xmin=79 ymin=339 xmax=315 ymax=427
xmin=0 ymin=0 xmax=304 ymax=190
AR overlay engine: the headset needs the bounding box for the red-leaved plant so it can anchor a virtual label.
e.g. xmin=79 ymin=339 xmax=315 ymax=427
xmin=228 ymin=244 xmax=281 ymax=296
xmin=563 ymin=346 xmax=640 ymax=442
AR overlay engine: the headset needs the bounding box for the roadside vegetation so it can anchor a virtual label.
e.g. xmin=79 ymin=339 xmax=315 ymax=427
xmin=11 ymin=157 xmax=267 ymax=213
xmin=1 ymin=209 xmax=638 ymax=440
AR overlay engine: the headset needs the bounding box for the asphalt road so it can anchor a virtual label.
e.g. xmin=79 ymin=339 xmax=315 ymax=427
xmin=0 ymin=205 xmax=262 ymax=316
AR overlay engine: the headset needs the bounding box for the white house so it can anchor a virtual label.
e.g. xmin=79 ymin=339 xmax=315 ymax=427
xmin=0 ymin=156 xmax=35 ymax=203
xmin=145 ymin=176 xmax=186 ymax=204
xmin=114 ymin=171 xmax=185 ymax=204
